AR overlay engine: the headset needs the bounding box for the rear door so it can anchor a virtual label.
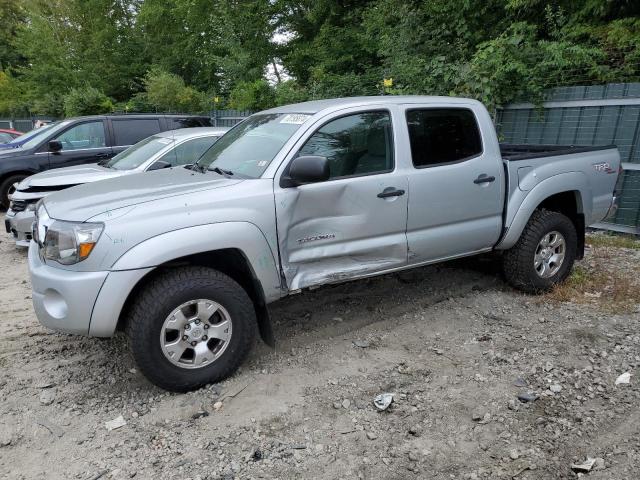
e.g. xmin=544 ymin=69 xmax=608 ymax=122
xmin=48 ymin=120 xmax=111 ymax=169
xmin=109 ymin=118 xmax=162 ymax=155
xmin=274 ymin=107 xmax=409 ymax=290
xmin=403 ymin=106 xmax=504 ymax=262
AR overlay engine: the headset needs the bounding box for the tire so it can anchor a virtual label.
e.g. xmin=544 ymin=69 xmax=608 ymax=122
xmin=0 ymin=174 xmax=27 ymax=210
xmin=125 ymin=266 xmax=257 ymax=392
xmin=502 ymin=209 xmax=577 ymax=294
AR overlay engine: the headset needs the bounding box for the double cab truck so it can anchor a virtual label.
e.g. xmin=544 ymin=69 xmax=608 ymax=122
xmin=29 ymin=96 xmax=620 ymax=391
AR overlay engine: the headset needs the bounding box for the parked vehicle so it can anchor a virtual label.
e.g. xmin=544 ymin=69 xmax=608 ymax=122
xmin=28 ymin=96 xmax=620 ymax=391
xmin=5 ymin=127 xmax=229 ymax=246
xmin=0 ymin=128 xmax=23 ymax=144
xmin=0 ymin=114 xmax=212 ymax=208
xmin=0 ymin=123 xmax=56 ymax=151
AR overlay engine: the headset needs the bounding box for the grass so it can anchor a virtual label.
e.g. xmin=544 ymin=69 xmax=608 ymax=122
xmin=586 ymin=232 xmax=640 ymax=250
xmin=546 ymin=237 xmax=640 ymax=313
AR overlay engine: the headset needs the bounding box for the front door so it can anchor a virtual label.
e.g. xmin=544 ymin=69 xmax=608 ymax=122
xmin=274 ymin=109 xmax=409 ymax=290
xmin=403 ymin=106 xmax=504 ymax=263
xmin=49 ymin=120 xmax=112 ymax=169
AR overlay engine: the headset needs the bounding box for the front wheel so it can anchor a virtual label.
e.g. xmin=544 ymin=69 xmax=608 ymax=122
xmin=0 ymin=174 xmax=27 ymax=209
xmin=502 ymin=209 xmax=577 ymax=294
xmin=125 ymin=267 xmax=257 ymax=392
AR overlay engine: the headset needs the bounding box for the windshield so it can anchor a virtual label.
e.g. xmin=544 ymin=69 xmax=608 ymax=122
xmin=197 ymin=113 xmax=310 ymax=178
xmin=7 ymin=122 xmax=56 ymax=145
xmin=107 ymin=135 xmax=174 ymax=170
xmin=19 ymin=121 xmax=72 ymax=150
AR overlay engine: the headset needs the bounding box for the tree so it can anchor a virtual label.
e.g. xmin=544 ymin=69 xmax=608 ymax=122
xmin=0 ymin=0 xmax=27 ymax=71
xmin=143 ymin=68 xmax=209 ymax=113
xmin=63 ymin=86 xmax=113 ymax=116
xmin=228 ymin=79 xmax=275 ymax=111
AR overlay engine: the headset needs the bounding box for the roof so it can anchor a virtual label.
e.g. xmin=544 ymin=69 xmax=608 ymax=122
xmin=155 ymin=127 xmax=230 ymax=140
xmin=64 ymin=113 xmax=212 ymax=122
xmin=261 ymin=95 xmax=481 ymax=115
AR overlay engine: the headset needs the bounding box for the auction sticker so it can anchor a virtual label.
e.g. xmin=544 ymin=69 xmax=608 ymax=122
xmin=280 ymin=114 xmax=310 ymax=125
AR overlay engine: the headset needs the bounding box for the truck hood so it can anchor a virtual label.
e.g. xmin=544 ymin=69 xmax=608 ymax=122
xmin=19 ymin=164 xmax=128 ymax=190
xmin=44 ymin=167 xmax=243 ymax=221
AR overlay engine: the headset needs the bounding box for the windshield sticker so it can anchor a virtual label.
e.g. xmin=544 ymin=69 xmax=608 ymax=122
xmin=280 ymin=114 xmax=310 ymax=125
xmin=257 ymin=160 xmax=268 ymax=167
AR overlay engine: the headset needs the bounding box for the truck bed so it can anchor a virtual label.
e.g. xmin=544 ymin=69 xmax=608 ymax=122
xmin=499 ymin=143 xmax=620 ymax=242
xmin=500 ymin=143 xmax=616 ymax=161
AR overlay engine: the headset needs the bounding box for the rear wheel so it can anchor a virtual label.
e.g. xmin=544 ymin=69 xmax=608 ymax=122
xmin=0 ymin=174 xmax=27 ymax=209
xmin=502 ymin=209 xmax=577 ymax=293
xmin=125 ymin=267 xmax=257 ymax=392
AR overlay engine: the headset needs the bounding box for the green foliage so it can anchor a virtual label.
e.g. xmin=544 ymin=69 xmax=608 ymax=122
xmin=0 ymin=0 xmax=639 ymax=117
xmin=0 ymin=71 xmax=29 ymax=116
xmin=229 ymin=79 xmax=275 ymax=111
xmin=274 ymin=80 xmax=310 ymax=106
xmin=143 ymin=68 xmax=209 ymax=113
xmin=63 ymin=86 xmax=113 ymax=116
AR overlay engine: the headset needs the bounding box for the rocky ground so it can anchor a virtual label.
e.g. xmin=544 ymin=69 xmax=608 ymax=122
xmin=0 ymin=220 xmax=639 ymax=480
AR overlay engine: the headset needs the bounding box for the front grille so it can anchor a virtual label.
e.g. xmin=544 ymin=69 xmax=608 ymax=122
xmin=10 ymin=200 xmax=27 ymax=212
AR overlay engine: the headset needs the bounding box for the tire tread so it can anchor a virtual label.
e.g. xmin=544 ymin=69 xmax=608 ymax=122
xmin=125 ymin=266 xmax=255 ymax=392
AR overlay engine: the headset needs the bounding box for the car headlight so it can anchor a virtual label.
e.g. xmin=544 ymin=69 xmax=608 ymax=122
xmin=26 ymin=202 xmax=37 ymax=212
xmin=43 ymin=221 xmax=104 ymax=265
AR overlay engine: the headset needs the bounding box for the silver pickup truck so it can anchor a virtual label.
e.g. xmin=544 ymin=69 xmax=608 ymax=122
xmin=29 ymin=96 xmax=620 ymax=391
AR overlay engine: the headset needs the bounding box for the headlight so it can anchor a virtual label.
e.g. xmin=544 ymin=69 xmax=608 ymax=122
xmin=43 ymin=220 xmax=103 ymax=265
xmin=26 ymin=202 xmax=37 ymax=212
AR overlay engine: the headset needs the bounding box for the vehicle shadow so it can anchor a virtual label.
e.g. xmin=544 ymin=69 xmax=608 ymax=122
xmin=266 ymin=254 xmax=506 ymax=352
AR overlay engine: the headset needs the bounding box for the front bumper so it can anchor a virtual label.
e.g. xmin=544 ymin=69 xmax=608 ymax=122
xmin=28 ymin=242 xmax=154 ymax=337
xmin=5 ymin=208 xmax=35 ymax=247
xmin=28 ymin=242 xmax=108 ymax=335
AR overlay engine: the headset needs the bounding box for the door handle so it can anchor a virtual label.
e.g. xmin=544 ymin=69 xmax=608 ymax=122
xmin=474 ymin=174 xmax=495 ymax=184
xmin=377 ymin=187 xmax=405 ymax=198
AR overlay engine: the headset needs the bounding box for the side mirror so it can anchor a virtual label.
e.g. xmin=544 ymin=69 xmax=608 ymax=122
xmin=148 ymin=160 xmax=172 ymax=171
xmin=48 ymin=140 xmax=62 ymax=153
xmin=282 ymin=155 xmax=330 ymax=187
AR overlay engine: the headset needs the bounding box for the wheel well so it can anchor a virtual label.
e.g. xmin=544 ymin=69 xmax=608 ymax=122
xmin=116 ymin=248 xmax=274 ymax=346
xmin=536 ymin=191 xmax=585 ymax=259
xmin=1 ymin=170 xmax=34 ymax=185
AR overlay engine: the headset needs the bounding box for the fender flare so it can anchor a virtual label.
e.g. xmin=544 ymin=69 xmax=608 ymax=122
xmin=496 ymin=172 xmax=591 ymax=250
xmin=111 ymin=221 xmax=282 ymax=302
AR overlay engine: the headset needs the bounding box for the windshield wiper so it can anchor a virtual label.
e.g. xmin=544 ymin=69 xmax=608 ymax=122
xmin=208 ymin=166 xmax=234 ymax=177
xmin=97 ymin=159 xmax=111 ymax=168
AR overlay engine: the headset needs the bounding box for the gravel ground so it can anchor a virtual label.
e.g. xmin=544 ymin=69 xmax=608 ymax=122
xmin=0 ymin=218 xmax=639 ymax=480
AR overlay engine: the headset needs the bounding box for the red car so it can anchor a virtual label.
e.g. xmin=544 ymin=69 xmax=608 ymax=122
xmin=0 ymin=128 xmax=23 ymax=144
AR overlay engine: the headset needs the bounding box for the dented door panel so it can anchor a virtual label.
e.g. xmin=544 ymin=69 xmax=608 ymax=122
xmin=275 ymin=174 xmax=409 ymax=290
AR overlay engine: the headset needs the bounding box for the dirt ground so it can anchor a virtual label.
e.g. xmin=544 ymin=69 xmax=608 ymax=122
xmin=0 ymin=216 xmax=639 ymax=480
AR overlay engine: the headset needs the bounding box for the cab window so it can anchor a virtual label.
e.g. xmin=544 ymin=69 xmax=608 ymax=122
xmin=54 ymin=121 xmax=106 ymax=151
xmin=298 ymin=111 xmax=393 ymax=180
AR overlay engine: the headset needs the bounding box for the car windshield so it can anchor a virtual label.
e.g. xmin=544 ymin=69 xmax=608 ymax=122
xmin=107 ymin=135 xmax=175 ymax=170
xmin=6 ymin=122 xmax=56 ymax=145
xmin=18 ymin=121 xmax=72 ymax=149
xmin=197 ymin=113 xmax=311 ymax=178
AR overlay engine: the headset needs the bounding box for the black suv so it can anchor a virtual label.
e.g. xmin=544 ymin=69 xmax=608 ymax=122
xmin=0 ymin=114 xmax=212 ymax=208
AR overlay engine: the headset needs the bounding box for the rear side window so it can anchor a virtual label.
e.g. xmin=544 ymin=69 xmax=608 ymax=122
xmin=112 ymin=119 xmax=161 ymax=146
xmin=406 ymin=109 xmax=482 ymax=167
